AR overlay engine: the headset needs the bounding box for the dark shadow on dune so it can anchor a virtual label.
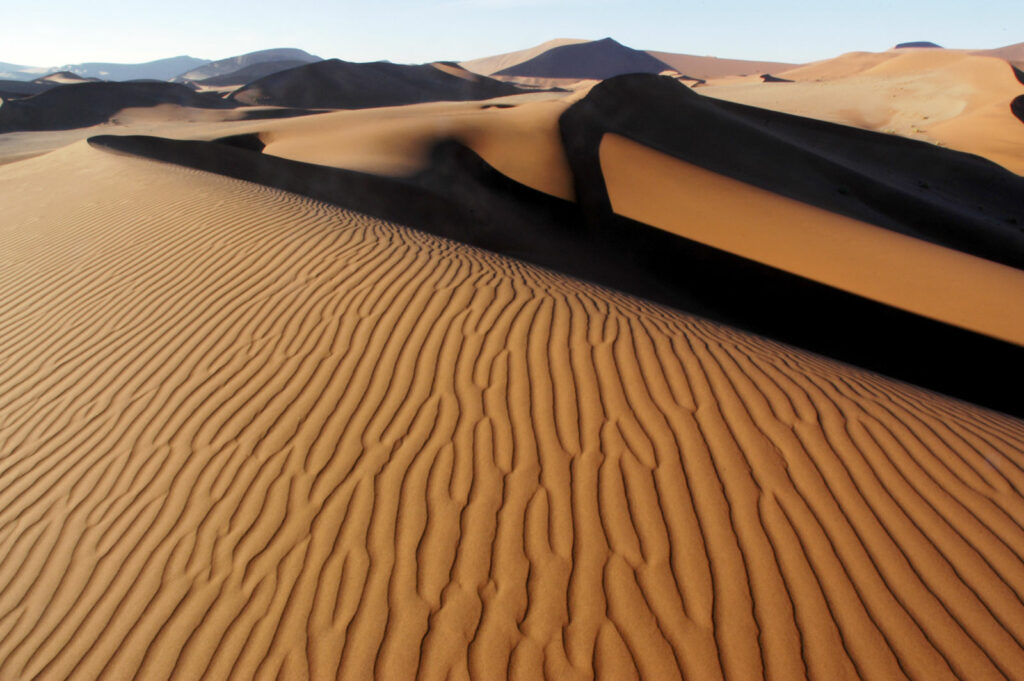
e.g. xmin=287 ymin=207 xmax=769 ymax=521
xmin=1013 ymin=95 xmax=1024 ymax=125
xmin=495 ymin=37 xmax=674 ymax=80
xmin=0 ymin=81 xmax=235 ymax=132
xmin=89 ymin=132 xmax=1023 ymax=417
xmin=560 ymin=74 xmax=1024 ymax=270
xmin=1012 ymin=65 xmax=1024 ymax=86
xmin=236 ymin=108 xmax=326 ymax=121
xmin=213 ymin=133 xmax=266 ymax=152
xmin=230 ymin=59 xmax=529 ymax=110
xmin=760 ymin=73 xmax=793 ymax=83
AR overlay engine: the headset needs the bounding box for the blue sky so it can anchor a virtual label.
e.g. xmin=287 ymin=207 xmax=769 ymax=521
xmin=2 ymin=0 xmax=1020 ymax=66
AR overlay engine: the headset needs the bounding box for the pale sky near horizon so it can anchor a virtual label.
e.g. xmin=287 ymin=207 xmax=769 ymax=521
xmin=2 ymin=0 xmax=1020 ymax=67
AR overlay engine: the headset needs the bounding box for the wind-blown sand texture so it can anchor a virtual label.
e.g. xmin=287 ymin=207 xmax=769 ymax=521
xmin=2 ymin=135 xmax=1024 ymax=681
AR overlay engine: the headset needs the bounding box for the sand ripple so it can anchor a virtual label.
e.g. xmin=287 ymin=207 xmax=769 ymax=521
xmin=0 ymin=145 xmax=1022 ymax=680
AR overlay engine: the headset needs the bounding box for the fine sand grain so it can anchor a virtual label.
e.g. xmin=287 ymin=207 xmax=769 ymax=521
xmin=0 ymin=142 xmax=1022 ymax=680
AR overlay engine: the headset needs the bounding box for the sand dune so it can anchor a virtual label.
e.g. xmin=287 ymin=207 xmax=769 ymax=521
xmin=460 ymin=38 xmax=590 ymax=76
xmin=33 ymin=71 xmax=99 ymax=85
xmin=1 ymin=138 xmax=1023 ymax=681
xmin=0 ymin=81 xmax=236 ymax=133
xmin=647 ymin=51 xmax=798 ymax=79
xmin=191 ymin=60 xmax=315 ymax=88
xmin=0 ymin=79 xmax=51 ymax=99
xmin=561 ymin=74 xmax=1024 ymax=271
xmin=255 ymin=95 xmax=577 ymax=198
xmin=599 ymin=132 xmax=1024 ymax=345
xmin=973 ymin=41 xmax=1024 ymax=62
xmin=700 ymin=50 xmax=1024 ymax=174
xmin=494 ymin=38 xmax=673 ymax=80
xmin=231 ymin=59 xmax=527 ymax=110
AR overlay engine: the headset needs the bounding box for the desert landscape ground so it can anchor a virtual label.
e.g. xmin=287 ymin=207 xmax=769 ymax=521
xmin=1 ymin=36 xmax=1023 ymax=680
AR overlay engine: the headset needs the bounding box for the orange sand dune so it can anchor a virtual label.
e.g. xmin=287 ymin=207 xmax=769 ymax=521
xmin=0 ymin=140 xmax=1023 ymax=681
xmin=599 ymin=132 xmax=1024 ymax=345
xmin=700 ymin=50 xmax=1024 ymax=173
xmin=258 ymin=94 xmax=578 ymax=199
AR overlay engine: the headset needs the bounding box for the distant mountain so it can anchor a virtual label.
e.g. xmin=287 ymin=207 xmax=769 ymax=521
xmin=494 ymin=37 xmax=673 ymax=80
xmin=894 ymin=41 xmax=943 ymax=49
xmin=52 ymin=56 xmax=210 ymax=81
xmin=231 ymin=59 xmax=526 ymax=109
xmin=173 ymin=48 xmax=320 ymax=83
xmin=0 ymin=61 xmax=49 ymax=81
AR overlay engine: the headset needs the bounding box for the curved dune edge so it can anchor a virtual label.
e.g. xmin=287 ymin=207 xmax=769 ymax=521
xmin=259 ymin=96 xmax=577 ymax=200
xmin=2 ymin=143 xmax=1024 ymax=680
xmin=702 ymin=51 xmax=1024 ymax=175
xmin=599 ymin=132 xmax=1024 ymax=346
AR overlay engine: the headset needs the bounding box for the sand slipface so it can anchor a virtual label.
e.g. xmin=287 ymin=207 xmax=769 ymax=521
xmin=0 ymin=136 xmax=1023 ymax=681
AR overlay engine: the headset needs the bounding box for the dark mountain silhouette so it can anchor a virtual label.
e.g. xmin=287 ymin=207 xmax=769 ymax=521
xmin=173 ymin=48 xmax=320 ymax=83
xmin=193 ymin=60 xmax=314 ymax=87
xmin=0 ymin=81 xmax=234 ymax=132
xmin=231 ymin=58 xmax=526 ymax=109
xmin=895 ymin=41 xmax=943 ymax=49
xmin=495 ymin=37 xmax=674 ymax=80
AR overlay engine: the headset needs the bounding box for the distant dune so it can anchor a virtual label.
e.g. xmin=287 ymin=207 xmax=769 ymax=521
xmin=647 ymin=51 xmax=799 ymax=79
xmin=0 ymin=82 xmax=235 ymax=132
xmin=192 ymin=60 xmax=315 ymax=87
xmin=460 ymin=38 xmax=590 ymax=75
xmin=699 ymin=49 xmax=1024 ymax=174
xmin=0 ymin=79 xmax=51 ymax=99
xmin=972 ymin=42 xmax=1024 ymax=62
xmin=33 ymin=71 xmax=99 ymax=85
xmin=495 ymin=38 xmax=674 ymax=80
xmin=895 ymin=41 xmax=943 ymax=49
xmin=231 ymin=59 xmax=527 ymax=109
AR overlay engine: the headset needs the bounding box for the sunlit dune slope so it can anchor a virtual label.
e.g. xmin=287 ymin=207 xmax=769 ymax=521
xmin=700 ymin=50 xmax=1024 ymax=174
xmin=1 ymin=141 xmax=1023 ymax=681
xmin=560 ymin=75 xmax=1024 ymax=271
xmin=599 ymin=133 xmax=1024 ymax=345
xmin=258 ymin=95 xmax=577 ymax=199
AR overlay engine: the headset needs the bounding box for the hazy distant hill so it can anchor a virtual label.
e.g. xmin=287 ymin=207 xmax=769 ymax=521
xmin=0 ymin=61 xmax=50 ymax=80
xmin=54 ymin=56 xmax=210 ymax=81
xmin=174 ymin=48 xmax=321 ymax=83
xmin=231 ymin=58 xmax=526 ymax=109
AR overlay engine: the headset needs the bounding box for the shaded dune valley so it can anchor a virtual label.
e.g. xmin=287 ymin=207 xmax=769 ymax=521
xmin=1 ymin=37 xmax=1024 ymax=681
